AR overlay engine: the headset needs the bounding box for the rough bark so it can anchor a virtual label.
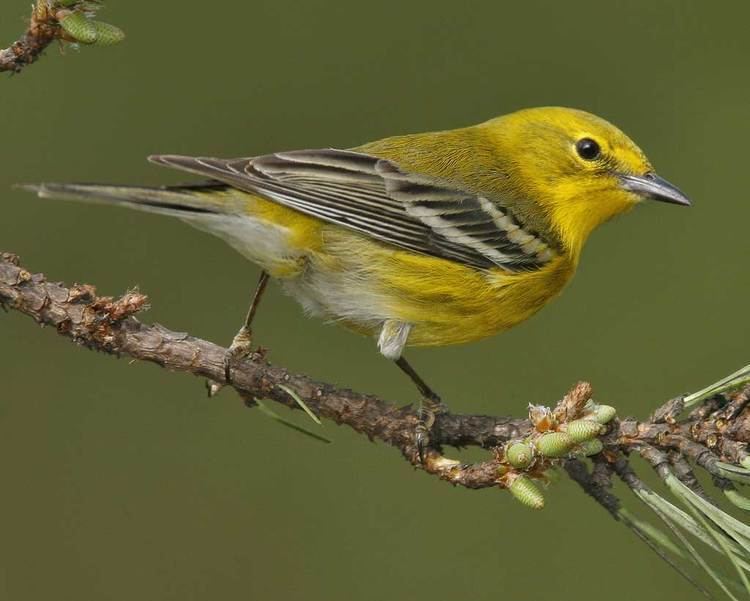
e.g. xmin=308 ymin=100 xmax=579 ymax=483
xmin=3 ymin=251 xmax=748 ymax=497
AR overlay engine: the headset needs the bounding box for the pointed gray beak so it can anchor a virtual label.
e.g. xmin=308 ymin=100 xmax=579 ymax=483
xmin=620 ymin=173 xmax=691 ymax=206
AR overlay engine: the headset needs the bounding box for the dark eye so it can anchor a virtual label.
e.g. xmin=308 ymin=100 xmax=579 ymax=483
xmin=576 ymin=138 xmax=601 ymax=161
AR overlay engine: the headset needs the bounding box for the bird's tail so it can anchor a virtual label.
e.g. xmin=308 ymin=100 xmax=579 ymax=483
xmin=18 ymin=181 xmax=304 ymax=275
xmin=17 ymin=181 xmax=238 ymax=218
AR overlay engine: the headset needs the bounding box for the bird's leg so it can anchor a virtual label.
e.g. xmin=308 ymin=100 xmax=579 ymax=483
xmin=394 ymin=355 xmax=445 ymax=463
xmin=226 ymin=270 xmax=269 ymax=380
xmin=378 ymin=320 xmax=445 ymax=462
xmin=208 ymin=270 xmax=269 ymax=397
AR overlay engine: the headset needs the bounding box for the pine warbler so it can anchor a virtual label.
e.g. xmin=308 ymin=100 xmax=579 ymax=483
xmin=23 ymin=107 xmax=690 ymax=457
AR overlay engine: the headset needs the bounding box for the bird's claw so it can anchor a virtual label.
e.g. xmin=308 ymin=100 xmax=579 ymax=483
xmin=207 ymin=326 xmax=253 ymax=397
xmin=415 ymin=398 xmax=440 ymax=464
xmin=415 ymin=426 xmax=430 ymax=464
xmin=225 ymin=325 xmax=253 ymax=381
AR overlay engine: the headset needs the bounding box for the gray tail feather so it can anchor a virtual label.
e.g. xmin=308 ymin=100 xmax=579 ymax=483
xmin=16 ymin=182 xmax=230 ymax=217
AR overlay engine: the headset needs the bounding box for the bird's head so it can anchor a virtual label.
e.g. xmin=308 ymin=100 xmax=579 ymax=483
xmin=481 ymin=107 xmax=690 ymax=257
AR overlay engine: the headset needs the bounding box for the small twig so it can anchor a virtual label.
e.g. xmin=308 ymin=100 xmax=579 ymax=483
xmin=0 ymin=2 xmax=60 ymax=73
xmin=1 ymin=1 xmax=124 ymax=74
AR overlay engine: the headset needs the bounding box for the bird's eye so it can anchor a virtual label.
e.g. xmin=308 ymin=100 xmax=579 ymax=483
xmin=576 ymin=138 xmax=601 ymax=161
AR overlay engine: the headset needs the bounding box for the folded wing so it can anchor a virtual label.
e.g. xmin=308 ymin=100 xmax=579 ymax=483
xmin=149 ymin=149 xmax=555 ymax=271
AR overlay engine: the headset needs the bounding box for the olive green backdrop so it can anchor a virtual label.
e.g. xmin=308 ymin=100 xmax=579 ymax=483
xmin=1 ymin=1 xmax=748 ymax=599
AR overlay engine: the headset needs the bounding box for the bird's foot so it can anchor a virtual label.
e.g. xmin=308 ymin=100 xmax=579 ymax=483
xmin=415 ymin=397 xmax=448 ymax=463
xmin=224 ymin=325 xmax=254 ymax=382
xmin=207 ymin=325 xmax=253 ymax=397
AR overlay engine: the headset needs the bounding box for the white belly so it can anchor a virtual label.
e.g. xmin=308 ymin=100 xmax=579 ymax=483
xmin=181 ymin=213 xmax=391 ymax=329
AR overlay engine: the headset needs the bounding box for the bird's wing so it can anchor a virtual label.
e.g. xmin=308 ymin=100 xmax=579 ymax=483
xmin=149 ymin=149 xmax=555 ymax=271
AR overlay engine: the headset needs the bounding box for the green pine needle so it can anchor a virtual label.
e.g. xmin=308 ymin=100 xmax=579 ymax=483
xmin=255 ymin=399 xmax=332 ymax=444
xmin=713 ymin=462 xmax=750 ymax=486
xmin=683 ymin=364 xmax=750 ymax=409
xmin=278 ymin=384 xmax=323 ymax=425
xmin=725 ymin=489 xmax=750 ymax=512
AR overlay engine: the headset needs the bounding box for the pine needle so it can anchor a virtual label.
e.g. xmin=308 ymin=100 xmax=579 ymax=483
xmin=255 ymin=399 xmax=332 ymax=444
xmin=725 ymin=490 xmax=750 ymax=512
xmin=278 ymin=384 xmax=323 ymax=425
xmin=683 ymin=364 xmax=750 ymax=409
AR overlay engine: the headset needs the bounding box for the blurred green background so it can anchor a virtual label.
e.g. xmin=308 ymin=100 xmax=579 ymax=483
xmin=1 ymin=1 xmax=748 ymax=599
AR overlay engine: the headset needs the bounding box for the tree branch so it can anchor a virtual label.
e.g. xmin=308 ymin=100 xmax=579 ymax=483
xmin=0 ymin=251 xmax=530 ymax=487
xmin=1 ymin=251 xmax=749 ymax=495
xmin=6 ymin=250 xmax=750 ymax=595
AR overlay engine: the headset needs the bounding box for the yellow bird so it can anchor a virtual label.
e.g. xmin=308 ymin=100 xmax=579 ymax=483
xmin=23 ymin=107 xmax=690 ymax=456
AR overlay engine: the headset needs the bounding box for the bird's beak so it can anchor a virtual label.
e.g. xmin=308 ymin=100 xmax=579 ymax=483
xmin=620 ymin=173 xmax=691 ymax=206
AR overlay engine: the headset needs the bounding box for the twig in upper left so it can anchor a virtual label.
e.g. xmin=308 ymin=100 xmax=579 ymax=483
xmin=0 ymin=1 xmax=124 ymax=75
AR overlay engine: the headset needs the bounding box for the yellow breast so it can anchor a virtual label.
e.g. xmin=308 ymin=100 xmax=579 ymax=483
xmin=377 ymin=249 xmax=576 ymax=346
